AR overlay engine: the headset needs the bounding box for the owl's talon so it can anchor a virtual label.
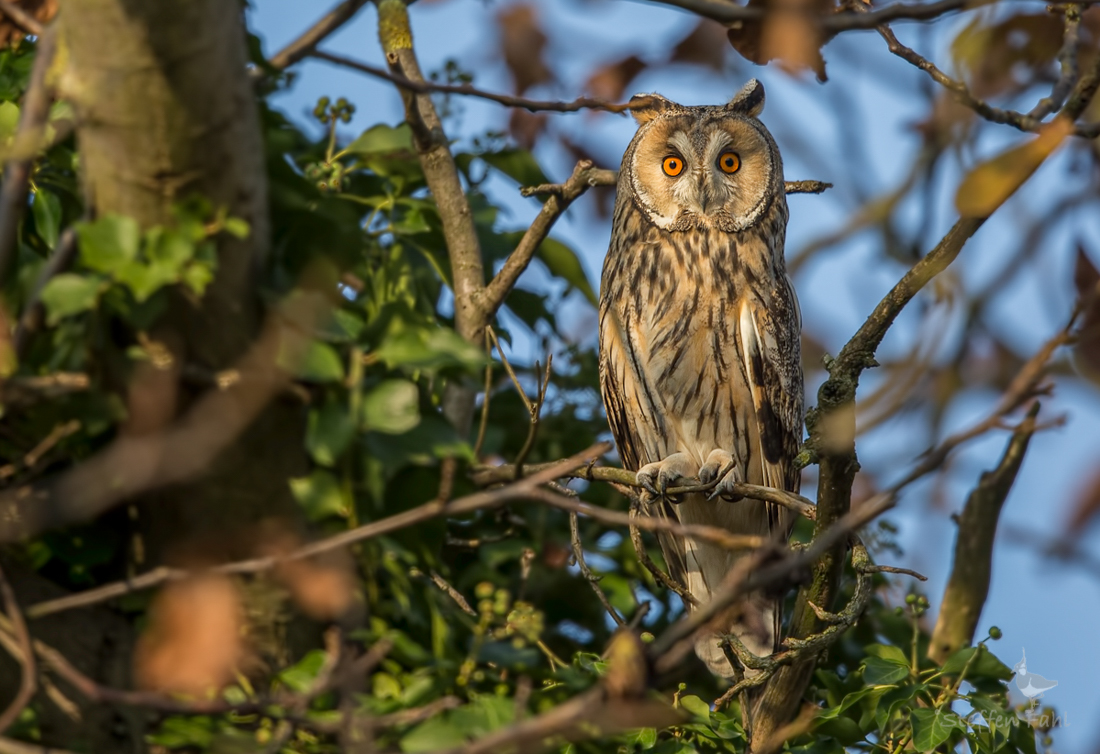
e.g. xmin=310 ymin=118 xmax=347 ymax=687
xmin=701 ymin=451 xmax=744 ymax=502
xmin=637 ymin=453 xmax=698 ymax=504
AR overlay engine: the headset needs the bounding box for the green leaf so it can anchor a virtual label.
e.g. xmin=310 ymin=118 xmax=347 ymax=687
xmin=480 ymin=148 xmax=549 ymax=187
xmin=0 ymin=101 xmax=19 ymax=143
xmin=76 ymin=214 xmax=140 ymax=273
xmin=114 ymin=260 xmax=179 ymax=302
xmin=626 ymin=727 xmax=658 ymax=749
xmin=538 ymin=238 xmax=597 ymax=306
xmin=362 ymin=379 xmax=420 ymax=434
xmin=451 ymin=695 xmax=515 ymax=738
xmin=862 ymin=655 xmax=910 ymax=686
xmin=32 ymin=188 xmax=61 ymax=249
xmin=864 ymin=644 xmax=910 ymax=665
xmin=180 ymin=260 xmax=215 ymax=296
xmin=910 ymin=708 xmax=962 ymax=752
xmin=223 ymin=216 xmax=250 ymax=239
xmin=40 ymin=273 xmax=105 ymax=324
xmin=291 ymin=340 xmax=346 ymax=382
xmin=400 ymin=716 xmax=467 ymax=753
xmin=678 ymin=695 xmax=711 ymax=720
xmin=939 ymin=645 xmax=1013 ymax=681
xmin=147 ymin=716 xmax=215 ymax=749
xmin=289 ymin=469 xmax=350 ymax=521
xmin=306 ymin=400 xmax=355 ymax=466
xmin=278 ymin=650 xmax=329 ymax=693
xmin=375 ymin=327 xmax=487 ymax=373
xmin=346 ymin=123 xmax=414 ymax=156
xmin=815 ymin=715 xmax=866 ymax=745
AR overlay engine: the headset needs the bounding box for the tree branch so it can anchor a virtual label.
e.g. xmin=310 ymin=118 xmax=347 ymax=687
xmin=0 ymin=0 xmax=43 ymax=38
xmin=928 ymin=404 xmax=1039 ymax=662
xmin=0 ymin=563 xmax=35 ymax=735
xmin=264 ymin=0 xmax=369 ymax=73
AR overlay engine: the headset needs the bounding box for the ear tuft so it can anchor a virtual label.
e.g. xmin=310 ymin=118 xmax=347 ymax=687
xmin=727 ymin=80 xmax=765 ymax=117
xmin=629 ymin=93 xmax=676 ymax=125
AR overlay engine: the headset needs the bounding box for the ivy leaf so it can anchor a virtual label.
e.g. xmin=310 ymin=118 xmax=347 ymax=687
xmin=862 ymin=655 xmax=910 ymax=686
xmin=40 ymin=273 xmax=105 ymax=324
xmin=289 ymin=469 xmax=349 ymax=521
xmin=400 ymin=716 xmax=467 ymax=753
xmin=32 ymin=188 xmax=61 ymax=249
xmin=346 ymin=123 xmax=414 ymax=156
xmin=362 ymin=379 xmax=420 ymax=434
xmin=678 ymin=694 xmax=711 ymax=719
xmin=76 ymin=214 xmax=140 ymax=273
xmin=306 ymin=400 xmax=355 ymax=467
xmin=940 ymin=645 xmax=1013 ymax=681
xmin=375 ymin=327 xmax=487 ymax=373
xmin=538 ymin=238 xmax=597 ymax=306
xmin=291 ymin=340 xmax=345 ymax=382
xmin=910 ymin=708 xmax=962 ymax=752
xmin=480 ymin=148 xmax=549 ymax=187
xmin=625 ymin=728 xmax=658 ymax=749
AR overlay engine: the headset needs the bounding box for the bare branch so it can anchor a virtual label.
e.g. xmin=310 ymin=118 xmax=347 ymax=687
xmin=0 ymin=27 xmax=55 ymax=287
xmin=26 ymin=444 xmax=613 ymax=619
xmin=264 ymin=1 xmax=369 ymax=74
xmin=0 ymin=563 xmax=35 ymax=735
xmin=1029 ymin=4 xmax=1083 ymax=119
xmin=519 ymin=168 xmax=830 ymax=198
xmin=481 ymin=162 xmax=606 ymax=319
xmin=929 ymin=404 xmax=1040 ymax=662
xmin=0 ymin=0 xmax=43 ymax=38
xmin=571 ymin=512 xmax=627 ymax=626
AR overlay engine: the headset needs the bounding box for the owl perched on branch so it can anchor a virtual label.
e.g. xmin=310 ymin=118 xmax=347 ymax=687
xmin=598 ymin=80 xmax=803 ymax=679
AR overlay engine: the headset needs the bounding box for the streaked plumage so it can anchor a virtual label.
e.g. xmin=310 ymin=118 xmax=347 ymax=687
xmin=598 ymin=81 xmax=803 ymax=678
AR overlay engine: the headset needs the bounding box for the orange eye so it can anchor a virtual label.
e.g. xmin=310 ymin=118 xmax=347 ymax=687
xmin=662 ymin=156 xmax=684 ymax=177
xmin=718 ymin=151 xmax=740 ymax=174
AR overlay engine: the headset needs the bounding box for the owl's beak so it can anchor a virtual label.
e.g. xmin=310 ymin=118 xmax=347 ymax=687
xmin=696 ymin=174 xmax=712 ymax=213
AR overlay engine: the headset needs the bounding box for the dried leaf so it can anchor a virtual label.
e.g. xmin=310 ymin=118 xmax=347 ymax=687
xmin=670 ymin=20 xmax=728 ymax=71
xmin=0 ymin=0 xmax=56 ymax=48
xmin=727 ymin=0 xmax=831 ymax=81
xmin=954 ymin=117 xmax=1073 ymax=218
xmin=585 ymin=55 xmax=647 ymax=102
xmin=1072 ymin=244 xmax=1100 ymax=382
xmin=950 ymin=14 xmax=1062 ymax=98
xmin=497 ymin=5 xmax=553 ymax=94
xmin=912 ymin=92 xmax=975 ymax=147
xmin=509 ymin=108 xmax=547 ymax=151
xmin=134 ymin=574 xmax=245 ymax=696
xmin=1067 ymin=466 xmax=1100 ymax=534
xmin=261 ymin=526 xmax=356 ymax=620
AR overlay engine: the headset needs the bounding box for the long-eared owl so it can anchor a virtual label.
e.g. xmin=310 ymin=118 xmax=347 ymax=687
xmin=598 ymin=80 xmax=803 ymax=678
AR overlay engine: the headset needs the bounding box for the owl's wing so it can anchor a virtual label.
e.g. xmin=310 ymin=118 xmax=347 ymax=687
xmin=736 ymin=279 xmax=803 ymax=525
xmin=599 ymin=305 xmax=691 ymax=590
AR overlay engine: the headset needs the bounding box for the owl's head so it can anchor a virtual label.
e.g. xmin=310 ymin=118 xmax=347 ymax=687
xmin=620 ymin=80 xmax=783 ymax=233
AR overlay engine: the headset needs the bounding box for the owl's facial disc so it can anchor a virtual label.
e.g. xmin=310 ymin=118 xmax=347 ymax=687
xmin=629 ymin=114 xmax=778 ymax=232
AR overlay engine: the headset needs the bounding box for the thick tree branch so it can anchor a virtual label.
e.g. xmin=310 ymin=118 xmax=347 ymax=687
xmin=929 ymin=405 xmax=1039 ymax=662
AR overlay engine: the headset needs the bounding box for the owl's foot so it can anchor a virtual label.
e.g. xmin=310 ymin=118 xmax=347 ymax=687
xmin=700 ymin=449 xmax=745 ymax=502
xmin=637 ymin=453 xmax=698 ymax=503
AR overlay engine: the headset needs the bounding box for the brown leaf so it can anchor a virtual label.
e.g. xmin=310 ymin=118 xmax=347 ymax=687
xmin=950 ymin=14 xmax=1062 ymax=99
xmin=912 ymin=91 xmax=975 ymax=148
xmin=0 ymin=0 xmax=56 ymax=48
xmin=603 ymin=630 xmax=649 ymax=699
xmin=134 ymin=574 xmax=245 ymax=696
xmin=955 ymin=117 xmax=1073 ymax=218
xmin=727 ymin=0 xmax=831 ymax=81
xmin=1067 ymin=466 xmax=1100 ymax=534
xmin=585 ymin=55 xmax=647 ymax=102
xmin=670 ymin=20 xmax=728 ymax=71
xmin=1073 ymin=244 xmax=1100 ymax=382
xmin=497 ymin=4 xmax=553 ymax=94
xmin=509 ymin=108 xmax=548 ymax=151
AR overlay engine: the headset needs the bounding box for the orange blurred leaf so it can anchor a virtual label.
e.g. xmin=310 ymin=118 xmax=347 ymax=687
xmin=585 ymin=55 xmax=647 ymax=102
xmin=0 ymin=0 xmax=56 ymax=48
xmin=497 ymin=5 xmax=553 ymax=94
xmin=954 ymin=117 xmax=1073 ymax=218
xmin=727 ymin=0 xmax=830 ymax=81
xmin=1067 ymin=466 xmax=1100 ymax=534
xmin=950 ymin=14 xmax=1062 ymax=99
xmin=670 ymin=20 xmax=728 ymax=71
xmin=134 ymin=574 xmax=245 ymax=696
xmin=1072 ymin=243 xmax=1100 ymax=382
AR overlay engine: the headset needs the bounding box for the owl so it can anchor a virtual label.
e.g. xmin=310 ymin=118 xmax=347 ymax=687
xmin=598 ymin=80 xmax=803 ymax=680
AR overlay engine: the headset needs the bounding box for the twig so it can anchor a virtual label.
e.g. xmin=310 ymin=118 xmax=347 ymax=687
xmin=481 ymin=161 xmax=606 ymax=319
xmin=472 ymin=461 xmax=818 ymax=521
xmin=629 ymin=506 xmax=697 ymax=607
xmin=312 ymin=50 xmax=635 ymax=114
xmin=1029 ymin=4 xmax=1082 ymax=119
xmin=646 ymin=0 xmax=1095 ymax=33
xmin=929 ymin=404 xmax=1040 ymax=662
xmin=485 ymin=325 xmax=534 ymax=414
xmin=0 ymin=738 xmax=78 ymax=754
xmin=514 ymin=355 xmax=551 ymax=477
xmin=570 ymin=512 xmax=626 ymax=626
xmin=0 ymin=26 xmax=55 ymax=288
xmin=0 ymin=0 xmax=43 ymax=38
xmin=783 ymin=180 xmax=833 ymax=195
xmin=473 ymin=330 xmax=494 ymax=459
xmin=0 ymin=563 xmax=35 ymax=734
xmin=13 ymin=229 xmax=79 ymax=357
xmin=519 ymin=169 xmax=830 ymax=199
xmin=264 ymin=0 xmax=369 ymax=74
xmin=26 ymin=444 xmax=612 ymax=619
xmin=427 ymin=570 xmax=477 ymax=617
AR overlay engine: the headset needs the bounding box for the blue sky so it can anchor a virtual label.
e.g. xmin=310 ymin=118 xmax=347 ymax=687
xmin=250 ymin=1 xmax=1100 ymax=747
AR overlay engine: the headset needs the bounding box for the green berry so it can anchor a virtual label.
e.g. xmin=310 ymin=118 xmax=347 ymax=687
xmin=989 ymin=626 xmax=1002 ymax=640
